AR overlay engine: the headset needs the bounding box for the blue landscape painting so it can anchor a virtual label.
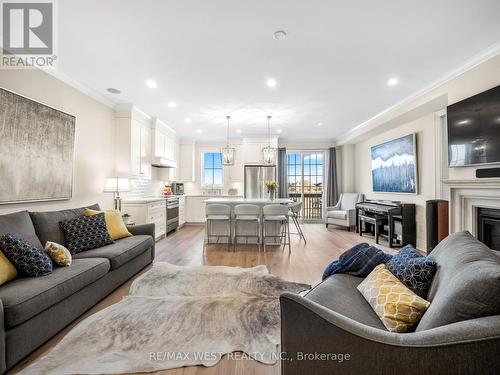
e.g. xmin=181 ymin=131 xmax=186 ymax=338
xmin=371 ymin=134 xmax=417 ymax=194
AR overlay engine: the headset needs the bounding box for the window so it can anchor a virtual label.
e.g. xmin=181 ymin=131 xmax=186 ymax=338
xmin=203 ymin=152 xmax=223 ymax=186
xmin=287 ymin=151 xmax=325 ymax=220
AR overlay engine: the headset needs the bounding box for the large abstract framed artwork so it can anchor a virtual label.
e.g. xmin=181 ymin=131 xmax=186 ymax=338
xmin=371 ymin=134 xmax=418 ymax=194
xmin=0 ymin=88 xmax=76 ymax=204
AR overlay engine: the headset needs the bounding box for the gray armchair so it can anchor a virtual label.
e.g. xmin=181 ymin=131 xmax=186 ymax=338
xmin=280 ymin=231 xmax=500 ymax=374
xmin=326 ymin=193 xmax=364 ymax=230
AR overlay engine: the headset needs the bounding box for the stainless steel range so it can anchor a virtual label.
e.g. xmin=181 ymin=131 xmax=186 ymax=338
xmin=166 ymin=196 xmax=179 ymax=233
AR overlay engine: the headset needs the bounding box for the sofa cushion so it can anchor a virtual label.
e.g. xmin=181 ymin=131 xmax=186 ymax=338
xmin=29 ymin=204 xmax=100 ymax=247
xmin=0 ymin=211 xmax=43 ymax=249
xmin=327 ymin=210 xmax=347 ymax=220
xmin=59 ymin=213 xmax=114 ymax=254
xmin=73 ymin=235 xmax=153 ymax=270
xmin=416 ymin=231 xmax=500 ymax=331
xmin=305 ymin=273 xmax=387 ymax=330
xmin=0 ymin=258 xmax=110 ymax=328
xmin=0 ymin=234 xmax=53 ymax=277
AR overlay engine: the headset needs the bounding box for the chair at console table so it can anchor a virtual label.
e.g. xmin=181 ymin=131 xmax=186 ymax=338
xmin=359 ymin=214 xmax=388 ymax=244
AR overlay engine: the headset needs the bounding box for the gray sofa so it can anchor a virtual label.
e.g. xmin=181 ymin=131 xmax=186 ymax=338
xmin=0 ymin=204 xmax=155 ymax=373
xmin=281 ymin=231 xmax=500 ymax=375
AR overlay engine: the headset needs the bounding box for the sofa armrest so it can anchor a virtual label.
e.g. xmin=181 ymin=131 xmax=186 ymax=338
xmin=280 ymin=292 xmax=500 ymax=375
xmin=127 ymin=223 xmax=156 ymax=260
xmin=0 ymin=299 xmax=5 ymax=374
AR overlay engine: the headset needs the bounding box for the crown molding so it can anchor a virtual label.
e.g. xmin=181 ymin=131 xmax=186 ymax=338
xmin=336 ymin=41 xmax=500 ymax=145
xmin=43 ymin=68 xmax=118 ymax=108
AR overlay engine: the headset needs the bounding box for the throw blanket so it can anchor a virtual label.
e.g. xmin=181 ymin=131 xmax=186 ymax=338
xmin=322 ymin=243 xmax=393 ymax=280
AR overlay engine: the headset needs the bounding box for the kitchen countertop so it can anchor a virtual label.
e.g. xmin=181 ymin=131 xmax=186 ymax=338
xmin=204 ymin=198 xmax=292 ymax=204
xmin=184 ymin=194 xmax=244 ymax=197
xmin=121 ymin=197 xmax=167 ymax=204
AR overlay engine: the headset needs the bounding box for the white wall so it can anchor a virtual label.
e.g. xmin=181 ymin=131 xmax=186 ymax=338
xmin=353 ymin=114 xmax=436 ymax=249
xmin=0 ymin=69 xmax=116 ymax=214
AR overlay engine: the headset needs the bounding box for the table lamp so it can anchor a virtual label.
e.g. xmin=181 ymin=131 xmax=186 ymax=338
xmin=103 ymin=177 xmax=131 ymax=211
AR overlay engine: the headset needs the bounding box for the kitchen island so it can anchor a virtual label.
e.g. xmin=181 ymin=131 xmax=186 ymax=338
xmin=204 ymin=197 xmax=292 ymax=245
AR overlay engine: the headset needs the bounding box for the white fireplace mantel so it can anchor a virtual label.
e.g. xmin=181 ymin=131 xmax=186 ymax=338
xmin=443 ymin=179 xmax=500 ymax=235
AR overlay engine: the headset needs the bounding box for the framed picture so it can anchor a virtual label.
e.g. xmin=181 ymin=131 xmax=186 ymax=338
xmin=0 ymin=87 xmax=76 ymax=204
xmin=371 ymin=134 xmax=418 ymax=194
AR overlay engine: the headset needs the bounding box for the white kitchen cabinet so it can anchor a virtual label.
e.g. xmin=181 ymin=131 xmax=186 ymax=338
xmin=178 ymin=196 xmax=186 ymax=226
xmin=186 ymin=196 xmax=206 ymax=223
xmin=178 ymin=141 xmax=196 ymax=182
xmin=242 ymin=137 xmax=278 ymax=165
xmin=115 ymin=106 xmax=152 ymax=177
xmin=121 ymin=199 xmax=166 ymax=240
xmin=152 ymin=119 xmax=177 ymax=163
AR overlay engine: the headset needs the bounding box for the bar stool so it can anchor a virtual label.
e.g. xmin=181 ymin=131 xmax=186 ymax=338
xmin=205 ymin=204 xmax=232 ymax=251
xmin=288 ymin=201 xmax=306 ymax=244
xmin=262 ymin=204 xmax=291 ymax=253
xmin=233 ymin=204 xmax=261 ymax=251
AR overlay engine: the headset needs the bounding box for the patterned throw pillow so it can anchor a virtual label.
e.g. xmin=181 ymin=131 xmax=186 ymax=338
xmin=59 ymin=213 xmax=114 ymax=254
xmin=357 ymin=264 xmax=430 ymax=332
xmin=83 ymin=208 xmax=132 ymax=240
xmin=0 ymin=234 xmax=53 ymax=277
xmin=386 ymin=245 xmax=436 ymax=299
xmin=44 ymin=241 xmax=72 ymax=266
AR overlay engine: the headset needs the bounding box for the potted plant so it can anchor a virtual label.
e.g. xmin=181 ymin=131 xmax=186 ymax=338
xmin=265 ymin=180 xmax=278 ymax=200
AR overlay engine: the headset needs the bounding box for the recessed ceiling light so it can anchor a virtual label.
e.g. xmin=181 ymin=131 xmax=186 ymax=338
xmin=236 ymin=129 xmax=242 ymax=134
xmin=106 ymin=88 xmax=121 ymax=94
xmin=457 ymin=119 xmax=471 ymax=125
xmin=387 ymin=77 xmax=399 ymax=86
xmin=277 ymin=129 xmax=282 ymax=134
xmin=185 ymin=117 xmax=191 ymax=123
xmin=273 ymin=30 xmax=287 ymax=40
xmin=145 ymin=79 xmax=158 ymax=89
xmin=196 ymin=129 xmax=202 ymax=134
xmin=168 ymin=101 xmax=177 ymax=108
xmin=266 ymin=78 xmax=277 ymax=88
xmin=317 ymin=122 xmax=323 ymax=126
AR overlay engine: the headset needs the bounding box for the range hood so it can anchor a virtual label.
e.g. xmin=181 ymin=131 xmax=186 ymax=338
xmin=151 ymin=157 xmax=177 ymax=168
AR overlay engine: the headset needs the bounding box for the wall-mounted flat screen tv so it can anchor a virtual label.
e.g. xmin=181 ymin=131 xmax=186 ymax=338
xmin=447 ymin=84 xmax=500 ymax=167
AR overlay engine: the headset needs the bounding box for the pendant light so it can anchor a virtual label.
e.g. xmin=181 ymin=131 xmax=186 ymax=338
xmin=221 ymin=115 xmax=235 ymax=165
xmin=262 ymin=115 xmax=277 ymax=165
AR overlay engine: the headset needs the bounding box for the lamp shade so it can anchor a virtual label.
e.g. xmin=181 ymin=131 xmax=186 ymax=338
xmin=103 ymin=177 xmax=131 ymax=193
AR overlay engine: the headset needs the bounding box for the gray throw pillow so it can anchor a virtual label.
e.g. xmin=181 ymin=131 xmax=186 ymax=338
xmin=416 ymin=231 xmax=500 ymax=331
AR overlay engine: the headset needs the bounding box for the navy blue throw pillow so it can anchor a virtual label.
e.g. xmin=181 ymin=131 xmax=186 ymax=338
xmin=59 ymin=213 xmax=113 ymax=254
xmin=386 ymin=245 xmax=436 ymax=299
xmin=0 ymin=233 xmax=53 ymax=277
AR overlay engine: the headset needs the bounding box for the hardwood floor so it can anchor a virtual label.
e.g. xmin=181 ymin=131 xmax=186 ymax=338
xmin=12 ymin=224 xmax=379 ymax=375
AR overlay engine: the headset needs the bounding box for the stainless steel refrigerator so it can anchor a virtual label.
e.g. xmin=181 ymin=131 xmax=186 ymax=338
xmin=244 ymin=165 xmax=276 ymax=199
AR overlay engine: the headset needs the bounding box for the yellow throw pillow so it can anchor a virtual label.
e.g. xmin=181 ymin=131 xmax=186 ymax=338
xmin=83 ymin=208 xmax=132 ymax=240
xmin=357 ymin=264 xmax=431 ymax=333
xmin=0 ymin=250 xmax=17 ymax=285
xmin=44 ymin=241 xmax=72 ymax=266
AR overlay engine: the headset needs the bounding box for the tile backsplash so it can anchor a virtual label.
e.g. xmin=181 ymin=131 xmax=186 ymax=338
xmin=122 ymin=169 xmax=167 ymax=199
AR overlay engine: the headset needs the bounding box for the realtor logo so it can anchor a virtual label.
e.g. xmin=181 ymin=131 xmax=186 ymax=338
xmin=1 ymin=0 xmax=57 ymax=68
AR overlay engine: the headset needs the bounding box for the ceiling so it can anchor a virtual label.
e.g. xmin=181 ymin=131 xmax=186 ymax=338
xmin=58 ymin=0 xmax=500 ymax=140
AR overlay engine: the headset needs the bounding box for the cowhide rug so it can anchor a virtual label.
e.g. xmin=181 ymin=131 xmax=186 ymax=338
xmin=20 ymin=262 xmax=310 ymax=374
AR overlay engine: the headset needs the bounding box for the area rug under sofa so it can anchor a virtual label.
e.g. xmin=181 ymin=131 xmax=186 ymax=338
xmin=19 ymin=262 xmax=310 ymax=374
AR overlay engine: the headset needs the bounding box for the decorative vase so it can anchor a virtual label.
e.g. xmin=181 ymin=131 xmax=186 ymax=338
xmin=269 ymin=190 xmax=275 ymax=200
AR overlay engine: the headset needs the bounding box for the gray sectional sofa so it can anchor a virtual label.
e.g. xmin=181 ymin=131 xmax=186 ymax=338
xmin=0 ymin=204 xmax=155 ymax=373
xmin=281 ymin=231 xmax=500 ymax=375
